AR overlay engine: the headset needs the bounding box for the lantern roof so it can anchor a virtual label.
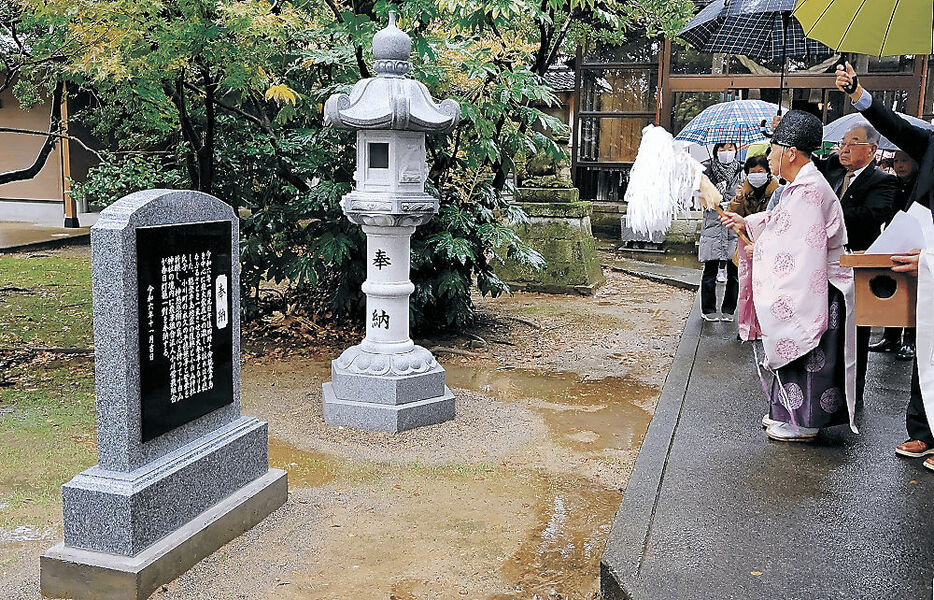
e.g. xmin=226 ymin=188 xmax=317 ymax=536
xmin=324 ymin=12 xmax=460 ymax=133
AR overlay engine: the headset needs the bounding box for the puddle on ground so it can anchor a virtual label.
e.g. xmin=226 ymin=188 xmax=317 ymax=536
xmin=240 ymin=351 xmax=661 ymax=597
xmin=0 ymin=525 xmax=53 ymax=543
xmin=268 ymin=438 xmax=338 ymax=488
xmin=495 ymin=477 xmax=621 ymax=599
xmin=444 ymin=365 xmax=656 ymax=452
xmin=388 ymin=579 xmax=423 ymax=600
xmin=278 ymin=468 xmax=619 ymax=600
xmin=379 ymin=476 xmax=621 ymax=600
xmin=605 ymin=248 xmax=702 ymax=269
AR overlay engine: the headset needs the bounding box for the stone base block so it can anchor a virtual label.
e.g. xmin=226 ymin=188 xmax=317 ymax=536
xmin=323 ymin=382 xmax=455 ymax=432
xmin=516 ymin=187 xmax=579 ymax=203
xmin=62 ymin=417 xmax=269 ymax=556
xmin=330 ymin=363 xmax=446 ymax=405
xmin=41 ymin=468 xmax=287 ymax=600
xmin=495 ymin=192 xmax=604 ymax=294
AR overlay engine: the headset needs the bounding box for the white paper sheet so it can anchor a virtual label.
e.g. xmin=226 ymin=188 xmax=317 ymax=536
xmin=865 ymin=210 xmax=927 ymax=254
xmin=907 ymin=202 xmax=934 ymax=248
xmin=916 ymin=250 xmax=934 ymax=434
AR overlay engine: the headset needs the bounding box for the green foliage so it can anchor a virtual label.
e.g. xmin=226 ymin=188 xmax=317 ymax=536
xmin=3 ymin=0 xmax=692 ymax=332
xmin=11 ymin=76 xmax=43 ymax=109
xmin=412 ymin=177 xmax=546 ymax=329
xmin=671 ymin=91 xmax=727 ymax=136
xmin=71 ymin=153 xmax=186 ymax=210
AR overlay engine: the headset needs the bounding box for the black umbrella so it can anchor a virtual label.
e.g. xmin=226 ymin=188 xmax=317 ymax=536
xmin=679 ymin=0 xmax=834 ymax=115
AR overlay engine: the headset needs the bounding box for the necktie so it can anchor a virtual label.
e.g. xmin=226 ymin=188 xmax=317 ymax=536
xmin=838 ymin=171 xmax=855 ymax=199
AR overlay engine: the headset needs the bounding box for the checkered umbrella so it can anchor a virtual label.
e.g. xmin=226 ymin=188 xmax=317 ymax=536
xmin=679 ymin=0 xmax=834 ymax=115
xmin=674 ymin=99 xmax=779 ymax=146
xmin=679 ymin=0 xmax=833 ymax=61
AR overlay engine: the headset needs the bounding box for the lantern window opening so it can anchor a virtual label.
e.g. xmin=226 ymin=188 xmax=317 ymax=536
xmin=369 ymin=142 xmax=390 ymax=169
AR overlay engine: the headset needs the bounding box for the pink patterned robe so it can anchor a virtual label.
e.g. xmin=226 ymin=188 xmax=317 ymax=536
xmin=737 ymin=161 xmax=858 ymax=432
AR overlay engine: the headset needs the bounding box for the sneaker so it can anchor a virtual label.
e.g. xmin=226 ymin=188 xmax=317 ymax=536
xmin=701 ymin=313 xmax=719 ymax=322
xmin=766 ymin=422 xmax=818 ymax=442
xmin=895 ymin=439 xmax=934 ymax=458
xmin=716 ymin=269 xmax=727 ymax=283
xmin=924 ymin=456 xmax=934 ymax=472
xmin=762 ymin=414 xmax=781 ymax=428
xmin=720 ymin=312 xmax=734 ymax=322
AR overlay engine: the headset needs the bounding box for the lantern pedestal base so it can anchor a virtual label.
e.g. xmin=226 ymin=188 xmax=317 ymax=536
xmin=323 ymin=344 xmax=456 ymax=432
xmin=329 ymin=344 xmax=446 ymax=404
xmin=329 ymin=364 xmax=446 ymax=406
xmin=323 ymin=382 xmax=455 ymax=432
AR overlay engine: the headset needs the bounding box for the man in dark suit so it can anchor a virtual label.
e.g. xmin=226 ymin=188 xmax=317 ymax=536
xmin=870 ymin=150 xmax=918 ymax=359
xmin=837 ymin=61 xmax=934 ymax=468
xmin=816 ymin=125 xmax=898 ymax=251
xmin=814 ymin=123 xmax=898 ymax=407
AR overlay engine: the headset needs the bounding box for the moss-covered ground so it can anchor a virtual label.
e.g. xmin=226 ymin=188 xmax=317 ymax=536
xmin=0 ymin=248 xmax=97 ymax=531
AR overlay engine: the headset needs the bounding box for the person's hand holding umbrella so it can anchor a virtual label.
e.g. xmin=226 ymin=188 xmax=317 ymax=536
xmin=835 ymin=61 xmax=864 ymax=103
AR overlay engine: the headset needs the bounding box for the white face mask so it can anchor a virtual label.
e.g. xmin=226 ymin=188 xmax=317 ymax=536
xmin=747 ymin=172 xmax=769 ymax=188
xmin=717 ymin=150 xmax=736 ymax=164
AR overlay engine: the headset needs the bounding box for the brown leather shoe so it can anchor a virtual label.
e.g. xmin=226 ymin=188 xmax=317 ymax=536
xmin=924 ymin=456 xmax=934 ymax=471
xmin=896 ymin=439 xmax=934 ymax=458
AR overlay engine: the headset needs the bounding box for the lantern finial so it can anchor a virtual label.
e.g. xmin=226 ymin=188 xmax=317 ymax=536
xmin=372 ymin=11 xmax=411 ymax=77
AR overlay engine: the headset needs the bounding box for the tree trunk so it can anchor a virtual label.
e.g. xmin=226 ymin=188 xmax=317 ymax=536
xmin=198 ymin=66 xmax=216 ymax=195
xmin=0 ymin=84 xmax=64 ymax=185
xmin=168 ymin=77 xmax=202 ymax=189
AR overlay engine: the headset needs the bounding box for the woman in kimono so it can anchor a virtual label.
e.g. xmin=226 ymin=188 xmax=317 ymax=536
xmin=699 ymin=143 xmax=742 ymax=322
xmin=720 ymin=111 xmax=858 ymax=442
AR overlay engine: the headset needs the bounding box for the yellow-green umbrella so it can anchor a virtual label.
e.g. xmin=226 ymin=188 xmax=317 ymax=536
xmin=793 ymin=0 xmax=934 ymax=56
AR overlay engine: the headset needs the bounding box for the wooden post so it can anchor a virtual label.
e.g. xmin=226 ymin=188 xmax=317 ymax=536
xmin=917 ymin=55 xmax=929 ymax=119
xmin=60 ymin=84 xmax=79 ymax=228
xmin=659 ymin=39 xmax=672 ymax=131
xmin=570 ymin=44 xmax=582 ymax=185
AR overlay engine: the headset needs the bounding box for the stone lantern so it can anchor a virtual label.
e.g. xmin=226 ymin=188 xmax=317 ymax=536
xmin=321 ymin=12 xmax=460 ymax=432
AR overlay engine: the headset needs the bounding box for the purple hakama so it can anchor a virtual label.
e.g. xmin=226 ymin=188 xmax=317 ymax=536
xmin=768 ymin=286 xmax=848 ymax=428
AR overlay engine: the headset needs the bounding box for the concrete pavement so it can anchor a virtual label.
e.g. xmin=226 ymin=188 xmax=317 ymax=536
xmin=0 ymin=221 xmax=92 ymax=252
xmin=602 ymin=297 xmax=933 ymax=599
xmin=601 ymin=254 xmax=702 ymax=291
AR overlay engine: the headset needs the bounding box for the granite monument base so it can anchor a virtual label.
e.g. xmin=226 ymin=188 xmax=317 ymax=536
xmin=61 ymin=417 xmax=270 ymax=556
xmin=40 ymin=468 xmax=287 ymax=600
xmin=323 ymin=382 xmax=455 ymax=432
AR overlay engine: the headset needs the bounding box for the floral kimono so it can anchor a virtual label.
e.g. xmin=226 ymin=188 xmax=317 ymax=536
xmin=737 ymin=162 xmax=858 ymax=432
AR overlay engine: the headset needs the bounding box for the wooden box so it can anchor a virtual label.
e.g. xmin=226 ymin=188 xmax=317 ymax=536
xmin=839 ymin=252 xmax=916 ymax=327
